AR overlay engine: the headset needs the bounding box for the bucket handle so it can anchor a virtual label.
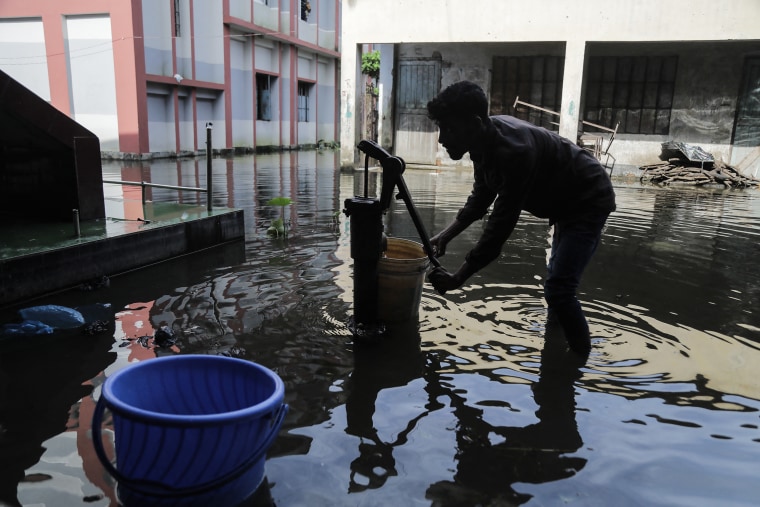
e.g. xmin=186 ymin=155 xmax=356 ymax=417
xmin=91 ymin=395 xmax=288 ymax=498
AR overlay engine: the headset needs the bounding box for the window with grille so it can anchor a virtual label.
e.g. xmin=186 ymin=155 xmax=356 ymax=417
xmin=491 ymin=55 xmax=565 ymax=131
xmin=256 ymin=74 xmax=274 ymax=121
xmin=298 ymin=81 xmax=313 ymax=122
xmin=173 ymin=0 xmax=181 ymax=37
xmin=583 ymin=56 xmax=678 ymax=135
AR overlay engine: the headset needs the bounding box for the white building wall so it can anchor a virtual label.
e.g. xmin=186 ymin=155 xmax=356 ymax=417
xmin=230 ymin=0 xmax=251 ymax=22
xmin=64 ymin=15 xmax=119 ymax=151
xmin=317 ymin=57 xmax=336 ymax=142
xmin=297 ymin=52 xmax=317 ymax=145
xmin=253 ymin=1 xmax=279 ymax=31
xmin=0 ymin=19 xmax=50 ymax=101
xmin=196 ymin=89 xmax=225 ymax=150
xmin=279 ymin=47 xmax=293 ymax=147
xmin=193 ymin=0 xmax=224 ymax=84
xmin=142 ymin=0 xmax=173 ymax=76
xmin=147 ymin=85 xmax=175 ymax=153
xmin=178 ymin=91 xmax=194 ymax=152
xmin=175 ymin=1 xmax=193 ymax=80
xmin=230 ymin=36 xmax=254 ymax=147
xmin=340 ymin=0 xmax=760 ymax=169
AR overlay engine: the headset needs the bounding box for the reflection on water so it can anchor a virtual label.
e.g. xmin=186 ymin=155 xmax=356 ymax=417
xmin=2 ymin=152 xmax=759 ymax=506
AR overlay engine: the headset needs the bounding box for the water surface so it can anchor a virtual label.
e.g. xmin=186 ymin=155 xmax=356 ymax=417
xmin=1 ymin=152 xmax=759 ymax=506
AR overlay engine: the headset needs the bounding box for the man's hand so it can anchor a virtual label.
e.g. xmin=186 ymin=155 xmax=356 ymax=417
xmin=428 ymin=232 xmax=448 ymax=258
xmin=428 ymin=266 xmax=464 ymax=295
xmin=428 ymin=219 xmax=468 ymax=258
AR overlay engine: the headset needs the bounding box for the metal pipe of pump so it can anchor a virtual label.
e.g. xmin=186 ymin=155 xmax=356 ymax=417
xmin=343 ymin=146 xmax=386 ymax=336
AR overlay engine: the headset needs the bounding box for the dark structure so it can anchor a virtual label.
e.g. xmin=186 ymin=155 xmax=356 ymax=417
xmin=0 ymin=69 xmax=245 ymax=306
xmin=0 ymin=68 xmax=105 ymax=222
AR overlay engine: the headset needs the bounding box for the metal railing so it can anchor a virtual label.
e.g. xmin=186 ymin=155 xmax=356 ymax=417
xmin=103 ymin=123 xmax=215 ymax=212
xmin=102 ymin=179 xmax=209 ymax=208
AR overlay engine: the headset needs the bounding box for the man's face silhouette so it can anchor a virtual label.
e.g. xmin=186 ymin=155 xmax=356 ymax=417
xmin=437 ymin=118 xmax=474 ymax=160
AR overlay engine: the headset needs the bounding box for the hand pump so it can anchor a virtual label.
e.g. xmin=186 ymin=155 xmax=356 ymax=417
xmin=343 ymin=141 xmax=441 ymax=338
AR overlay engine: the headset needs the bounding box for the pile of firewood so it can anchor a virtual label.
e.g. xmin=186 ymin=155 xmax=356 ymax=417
xmin=639 ymin=160 xmax=759 ymax=188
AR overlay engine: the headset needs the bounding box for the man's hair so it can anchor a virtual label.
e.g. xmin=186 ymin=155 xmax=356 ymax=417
xmin=427 ymin=81 xmax=489 ymax=124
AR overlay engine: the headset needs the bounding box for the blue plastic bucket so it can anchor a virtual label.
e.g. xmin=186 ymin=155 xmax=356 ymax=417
xmin=92 ymin=355 xmax=287 ymax=507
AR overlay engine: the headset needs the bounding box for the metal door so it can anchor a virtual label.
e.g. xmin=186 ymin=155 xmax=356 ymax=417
xmin=394 ymin=58 xmax=441 ymax=165
xmin=734 ymin=57 xmax=760 ymax=146
xmin=731 ymin=57 xmax=760 ymax=175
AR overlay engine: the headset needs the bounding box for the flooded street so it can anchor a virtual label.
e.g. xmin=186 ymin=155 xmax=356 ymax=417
xmin=1 ymin=151 xmax=759 ymax=506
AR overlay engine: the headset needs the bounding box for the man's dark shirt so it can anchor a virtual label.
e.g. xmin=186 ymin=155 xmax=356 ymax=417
xmin=456 ymin=115 xmax=617 ymax=272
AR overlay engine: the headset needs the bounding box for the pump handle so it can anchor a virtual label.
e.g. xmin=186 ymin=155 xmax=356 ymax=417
xmin=358 ymin=140 xmax=392 ymax=161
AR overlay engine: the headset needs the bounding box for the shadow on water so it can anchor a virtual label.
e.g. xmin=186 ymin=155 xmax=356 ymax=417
xmin=422 ymin=324 xmax=587 ymax=506
xmin=0 ymin=315 xmax=117 ymax=505
xmin=1 ymin=152 xmax=759 ymax=506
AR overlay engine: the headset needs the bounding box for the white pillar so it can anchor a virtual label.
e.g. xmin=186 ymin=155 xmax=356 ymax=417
xmin=339 ymin=44 xmax=361 ymax=169
xmin=558 ymin=40 xmax=586 ymax=143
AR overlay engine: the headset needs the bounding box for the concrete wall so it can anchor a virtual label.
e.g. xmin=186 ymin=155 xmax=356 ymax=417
xmin=0 ymin=211 xmax=244 ymax=305
xmin=340 ymin=0 xmax=760 ymax=172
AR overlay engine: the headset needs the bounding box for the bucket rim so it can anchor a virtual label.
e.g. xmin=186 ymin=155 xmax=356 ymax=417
xmin=101 ymin=354 xmax=285 ymax=426
xmin=383 ymin=237 xmax=428 ymax=261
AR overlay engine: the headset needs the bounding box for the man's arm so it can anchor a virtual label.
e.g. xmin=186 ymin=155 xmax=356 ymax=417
xmin=429 ymin=162 xmax=496 ymax=257
xmin=429 ymin=151 xmax=529 ymax=294
xmin=464 ymin=193 xmax=521 ymax=272
xmin=429 ymin=195 xmax=520 ymax=294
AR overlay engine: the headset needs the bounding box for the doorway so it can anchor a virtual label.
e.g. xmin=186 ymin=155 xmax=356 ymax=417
xmin=393 ymin=57 xmax=441 ymax=165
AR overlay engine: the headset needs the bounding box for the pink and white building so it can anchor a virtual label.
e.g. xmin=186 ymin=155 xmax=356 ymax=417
xmin=0 ymin=0 xmax=341 ymax=158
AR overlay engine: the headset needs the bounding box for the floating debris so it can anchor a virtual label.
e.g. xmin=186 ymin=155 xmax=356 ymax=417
xmin=640 ymin=142 xmax=760 ymax=188
xmin=640 ymin=161 xmax=760 ymax=188
xmin=154 ymin=325 xmax=177 ymax=348
xmin=83 ymin=320 xmax=111 ymax=335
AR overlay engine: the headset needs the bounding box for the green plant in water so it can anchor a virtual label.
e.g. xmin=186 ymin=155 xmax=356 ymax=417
xmin=266 ymin=197 xmax=293 ymax=237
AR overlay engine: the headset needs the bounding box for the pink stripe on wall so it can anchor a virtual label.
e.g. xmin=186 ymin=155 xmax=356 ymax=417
xmin=188 ymin=0 xmax=198 ymax=152
xmin=41 ymin=12 xmax=70 ymax=116
xmin=223 ymin=23 xmax=233 ymax=148
xmin=290 ymin=45 xmax=297 ymax=146
xmin=112 ymin=0 xmax=146 ymax=153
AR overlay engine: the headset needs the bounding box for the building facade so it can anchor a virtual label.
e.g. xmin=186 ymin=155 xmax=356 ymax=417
xmin=0 ymin=0 xmax=341 ymax=158
xmin=340 ymin=0 xmax=760 ymax=176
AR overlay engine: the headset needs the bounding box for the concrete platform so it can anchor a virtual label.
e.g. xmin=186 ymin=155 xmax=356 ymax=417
xmin=0 ymin=198 xmax=244 ymax=306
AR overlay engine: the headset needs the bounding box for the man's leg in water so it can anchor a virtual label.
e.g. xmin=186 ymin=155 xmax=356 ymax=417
xmin=544 ymin=214 xmax=608 ymax=357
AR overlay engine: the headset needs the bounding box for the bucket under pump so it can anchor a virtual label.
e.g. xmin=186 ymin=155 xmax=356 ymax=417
xmin=343 ymin=140 xmax=441 ymax=339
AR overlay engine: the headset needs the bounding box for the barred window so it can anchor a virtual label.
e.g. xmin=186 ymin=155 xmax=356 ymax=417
xmin=173 ymin=0 xmax=181 ymax=37
xmin=256 ymin=74 xmax=274 ymax=121
xmin=298 ymin=81 xmax=313 ymax=122
xmin=491 ymin=55 xmax=565 ymax=131
xmin=583 ymin=56 xmax=678 ymax=135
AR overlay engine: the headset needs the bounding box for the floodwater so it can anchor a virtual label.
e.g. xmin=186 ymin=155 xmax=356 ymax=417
xmin=1 ymin=151 xmax=759 ymax=507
